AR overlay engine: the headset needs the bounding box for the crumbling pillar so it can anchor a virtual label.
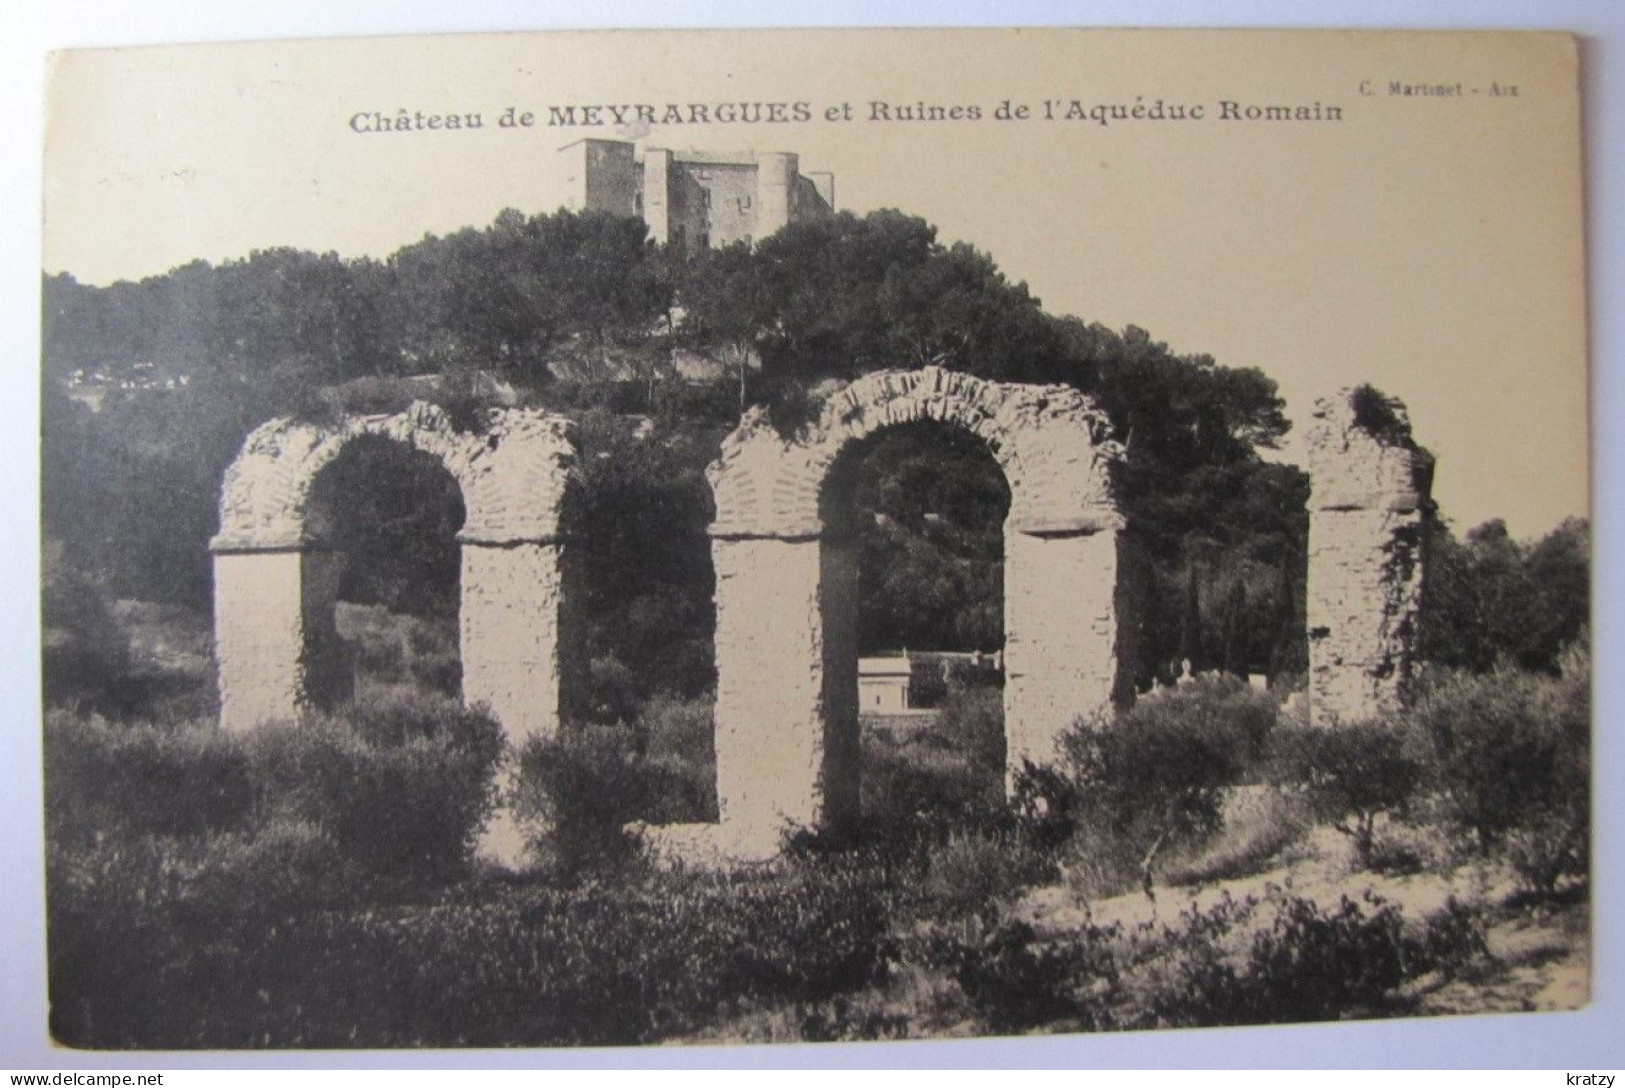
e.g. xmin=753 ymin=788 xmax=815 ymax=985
xmin=458 ymin=536 xmax=573 ymax=746
xmin=709 ymin=531 xmax=839 ymax=859
xmin=1305 ymin=387 xmax=1433 ymax=725
xmin=211 ymin=544 xmax=349 ymax=732
xmin=1003 ymin=512 xmax=1124 ymax=774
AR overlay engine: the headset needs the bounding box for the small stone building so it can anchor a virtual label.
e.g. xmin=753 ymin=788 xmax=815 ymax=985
xmin=857 ymin=656 xmax=913 ymax=712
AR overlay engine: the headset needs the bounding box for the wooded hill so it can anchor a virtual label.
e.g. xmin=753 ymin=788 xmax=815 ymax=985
xmin=41 ymin=207 xmax=1587 ymax=718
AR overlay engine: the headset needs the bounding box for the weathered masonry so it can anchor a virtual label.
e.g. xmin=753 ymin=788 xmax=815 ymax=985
xmin=697 ymin=367 xmax=1128 ymax=858
xmin=210 ymin=372 xmax=1433 ymax=863
xmin=210 ymin=402 xmax=578 ymax=741
xmin=1304 ymin=387 xmax=1434 ymax=726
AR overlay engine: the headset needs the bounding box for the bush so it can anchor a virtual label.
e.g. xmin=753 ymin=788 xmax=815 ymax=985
xmin=640 ymin=694 xmax=718 ymax=823
xmin=44 ymin=708 xmax=255 ymax=842
xmin=1060 ymin=676 xmax=1279 ymax=895
xmin=860 ymin=725 xmax=1005 ymax=837
xmin=513 ymin=722 xmax=651 ymax=875
xmin=934 ymin=682 xmax=1006 ymax=775
xmin=916 ymin=829 xmax=1052 ymax=918
xmin=1407 ymin=650 xmax=1588 ymax=891
xmin=515 ymin=697 xmax=727 ymax=876
xmin=336 ymin=604 xmax=461 ymax=696
xmin=1163 ymin=786 xmax=1309 ymax=886
xmin=918 ymin=914 xmax=1120 ymax=1032
xmin=41 ymin=538 xmax=135 ymax=712
xmin=1267 ymin=719 xmax=1424 ymax=869
xmin=247 ymin=690 xmax=503 ymax=882
xmin=1503 ymin=812 xmax=1589 ymax=899
xmin=1135 ymin=888 xmax=1480 ymax=1028
xmin=1413 ymin=896 xmax=1492 ymax=979
xmin=1236 ymin=892 xmax=1414 ymax=1021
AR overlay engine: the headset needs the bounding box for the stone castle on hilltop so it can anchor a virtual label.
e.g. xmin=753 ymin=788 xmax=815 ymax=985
xmin=557 ymin=138 xmax=835 ymax=251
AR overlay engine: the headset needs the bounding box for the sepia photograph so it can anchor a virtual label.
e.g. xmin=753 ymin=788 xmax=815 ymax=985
xmin=19 ymin=16 xmax=1609 ymax=1062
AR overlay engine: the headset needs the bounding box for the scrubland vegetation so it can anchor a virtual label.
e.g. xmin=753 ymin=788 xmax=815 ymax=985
xmin=44 ymin=636 xmax=1588 ymax=1047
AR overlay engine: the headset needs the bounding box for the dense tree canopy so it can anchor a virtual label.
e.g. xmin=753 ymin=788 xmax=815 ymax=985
xmin=1419 ymin=516 xmax=1590 ymax=675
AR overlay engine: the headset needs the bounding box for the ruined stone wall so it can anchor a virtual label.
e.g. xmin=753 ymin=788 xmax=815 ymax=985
xmin=1305 ymin=388 xmax=1432 ymax=725
xmin=697 ymin=367 xmax=1126 ymax=855
xmin=212 ymin=402 xmax=577 ymax=740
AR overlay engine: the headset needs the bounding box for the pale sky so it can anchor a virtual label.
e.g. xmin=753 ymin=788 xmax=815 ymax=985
xmin=43 ymin=28 xmax=1589 ymax=538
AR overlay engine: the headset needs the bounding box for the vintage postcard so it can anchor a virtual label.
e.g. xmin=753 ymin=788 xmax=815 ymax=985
xmin=39 ymin=28 xmax=1589 ymax=1049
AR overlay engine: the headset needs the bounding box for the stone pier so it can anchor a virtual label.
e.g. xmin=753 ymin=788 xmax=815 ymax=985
xmin=1305 ymin=387 xmax=1434 ymax=726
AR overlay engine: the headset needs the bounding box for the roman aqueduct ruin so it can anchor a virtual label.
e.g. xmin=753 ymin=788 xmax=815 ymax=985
xmin=211 ymin=367 xmax=1433 ymax=861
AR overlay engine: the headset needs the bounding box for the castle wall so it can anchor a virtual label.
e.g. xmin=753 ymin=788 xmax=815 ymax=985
xmin=569 ymin=139 xmax=638 ymax=217
xmin=755 ymin=152 xmax=798 ymax=238
xmin=670 ymin=161 xmax=758 ymax=248
xmin=556 ymin=139 xmax=831 ymax=249
xmin=641 ymin=148 xmax=672 ymax=244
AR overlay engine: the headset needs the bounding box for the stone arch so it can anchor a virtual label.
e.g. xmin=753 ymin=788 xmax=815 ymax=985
xmin=702 ymin=367 xmax=1126 ymax=857
xmin=211 ymin=401 xmax=578 ymax=742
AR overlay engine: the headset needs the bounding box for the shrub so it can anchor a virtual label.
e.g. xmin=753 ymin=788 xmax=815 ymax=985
xmin=44 ymin=707 xmax=255 ymax=842
xmin=176 ymin=818 xmax=364 ymax=920
xmin=934 ymin=682 xmax=1006 ymax=775
xmin=1238 ymin=892 xmax=1414 ymax=1021
xmin=1412 ymin=896 xmax=1492 ymax=979
xmin=1135 ymin=889 xmax=1472 ymax=1028
xmin=1131 ymin=890 xmax=1259 ymax=1025
xmin=640 ymin=694 xmax=718 ymax=822
xmin=860 ymin=725 xmax=1005 ymax=838
xmin=1504 ymin=811 xmax=1589 ymax=898
xmin=516 ymin=699 xmax=729 ymax=875
xmin=916 ymin=829 xmax=1052 ymax=918
xmin=1060 ymin=676 xmax=1279 ymax=895
xmin=336 ymin=604 xmax=461 ymax=696
xmin=1267 ymin=719 xmax=1424 ymax=869
xmin=794 ymin=998 xmax=911 ymax=1042
xmin=1407 ymin=651 xmax=1588 ymax=891
xmin=918 ymin=913 xmax=1121 ymax=1032
xmin=41 ymin=538 xmax=134 ymax=712
xmin=1163 ymin=786 xmax=1309 ymax=886
xmin=512 ymin=722 xmax=652 ymax=875
xmin=246 ymin=690 xmax=503 ymax=882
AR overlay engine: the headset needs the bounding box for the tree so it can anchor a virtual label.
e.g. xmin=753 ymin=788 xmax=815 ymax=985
xmin=1419 ymin=517 xmax=1590 ymax=674
xmin=670 ymin=241 xmax=774 ymax=412
xmin=389 ymin=209 xmax=670 ymax=384
xmin=1063 ymin=677 xmax=1278 ymax=896
xmin=1268 ymin=720 xmax=1424 ymax=869
xmin=1219 ymin=579 xmax=1250 ymax=678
